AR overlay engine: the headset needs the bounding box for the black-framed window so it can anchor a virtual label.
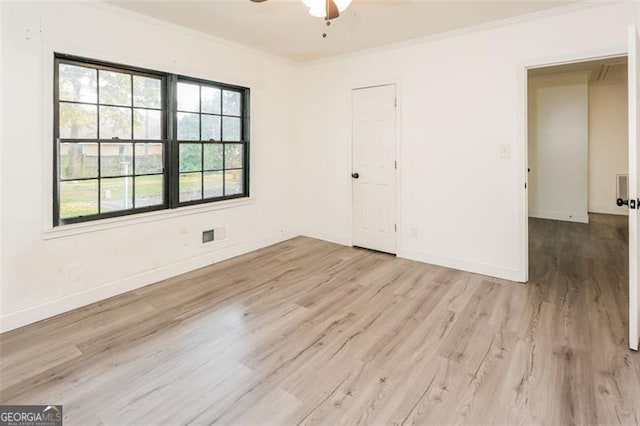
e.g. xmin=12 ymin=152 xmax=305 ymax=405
xmin=54 ymin=54 xmax=250 ymax=226
xmin=175 ymin=79 xmax=247 ymax=204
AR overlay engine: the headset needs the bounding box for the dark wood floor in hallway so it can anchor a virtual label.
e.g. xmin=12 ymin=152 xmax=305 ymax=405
xmin=1 ymin=214 xmax=638 ymax=425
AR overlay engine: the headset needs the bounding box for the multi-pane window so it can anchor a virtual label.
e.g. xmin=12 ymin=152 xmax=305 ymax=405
xmin=54 ymin=55 xmax=249 ymax=226
xmin=176 ymin=80 xmax=246 ymax=203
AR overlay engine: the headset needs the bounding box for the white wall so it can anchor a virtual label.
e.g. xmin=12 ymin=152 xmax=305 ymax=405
xmin=589 ymin=70 xmax=629 ymax=215
xmin=0 ymin=1 xmax=301 ymax=332
xmin=528 ymin=73 xmax=589 ymax=223
xmin=2 ymin=1 xmax=638 ymax=332
xmin=297 ymin=2 xmax=637 ymax=281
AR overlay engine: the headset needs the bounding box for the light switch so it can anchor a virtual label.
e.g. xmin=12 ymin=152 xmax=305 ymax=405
xmin=410 ymin=227 xmax=419 ymax=238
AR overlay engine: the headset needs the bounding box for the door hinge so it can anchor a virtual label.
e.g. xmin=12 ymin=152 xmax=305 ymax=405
xmin=395 ymin=160 xmax=397 ymax=170
xmin=394 ymin=224 xmax=397 ymax=232
xmin=394 ymin=98 xmax=397 ymax=108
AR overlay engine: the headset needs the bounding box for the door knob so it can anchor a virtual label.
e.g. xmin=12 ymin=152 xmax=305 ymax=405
xmin=617 ymin=198 xmax=629 ymax=207
xmin=351 ymin=172 xmax=360 ymax=179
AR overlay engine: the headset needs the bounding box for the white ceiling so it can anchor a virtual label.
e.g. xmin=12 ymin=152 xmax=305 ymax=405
xmin=107 ymin=0 xmax=579 ymax=63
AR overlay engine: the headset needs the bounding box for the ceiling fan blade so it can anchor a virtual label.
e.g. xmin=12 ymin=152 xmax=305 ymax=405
xmin=249 ymin=0 xmax=268 ymax=2
xmin=325 ymin=0 xmax=339 ymax=20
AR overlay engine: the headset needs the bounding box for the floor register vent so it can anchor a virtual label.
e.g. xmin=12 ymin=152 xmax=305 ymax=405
xmin=202 ymin=227 xmax=227 ymax=244
xmin=202 ymin=230 xmax=215 ymax=244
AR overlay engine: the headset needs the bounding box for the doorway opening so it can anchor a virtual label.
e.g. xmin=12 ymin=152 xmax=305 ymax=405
xmin=526 ymin=55 xmax=631 ymax=344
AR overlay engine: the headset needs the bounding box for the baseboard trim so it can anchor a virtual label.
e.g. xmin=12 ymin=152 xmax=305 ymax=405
xmin=397 ymin=248 xmax=524 ymax=282
xmin=588 ymin=207 xmax=629 ymax=216
xmin=302 ymin=231 xmax=524 ymax=282
xmin=301 ymin=230 xmax=352 ymax=247
xmin=0 ymin=231 xmax=299 ymax=334
xmin=529 ymin=210 xmax=589 ymax=224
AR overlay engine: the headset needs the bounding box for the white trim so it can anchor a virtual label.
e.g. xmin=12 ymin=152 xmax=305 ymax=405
xmin=519 ymin=50 xmax=628 ymax=283
xmin=301 ymin=230 xmax=351 ymax=247
xmin=42 ymin=197 xmax=256 ymax=240
xmin=397 ymin=248 xmax=523 ymax=283
xmin=0 ymin=231 xmax=299 ymax=333
xmin=588 ymin=206 xmax=629 ymax=216
xmin=628 ymin=26 xmax=639 ymax=351
xmin=529 ymin=211 xmax=590 ymax=224
xmin=519 ymin=59 xmax=530 ymax=283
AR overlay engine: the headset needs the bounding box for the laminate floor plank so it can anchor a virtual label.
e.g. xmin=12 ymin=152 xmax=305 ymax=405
xmin=1 ymin=214 xmax=639 ymax=425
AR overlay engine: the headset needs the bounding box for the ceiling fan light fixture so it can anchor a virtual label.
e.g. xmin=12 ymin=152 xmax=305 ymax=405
xmin=302 ymin=0 xmax=352 ymax=18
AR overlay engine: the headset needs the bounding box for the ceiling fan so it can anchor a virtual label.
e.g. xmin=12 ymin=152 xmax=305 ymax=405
xmin=249 ymin=0 xmax=352 ymax=21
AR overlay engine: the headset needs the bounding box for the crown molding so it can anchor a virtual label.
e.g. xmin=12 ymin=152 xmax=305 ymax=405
xmin=301 ymin=1 xmax=625 ymax=67
xmin=36 ymin=0 xmax=633 ymax=68
xmin=87 ymin=0 xmax=299 ymax=67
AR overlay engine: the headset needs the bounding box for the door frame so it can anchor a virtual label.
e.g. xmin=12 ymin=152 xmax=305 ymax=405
xmin=350 ymin=81 xmax=401 ymax=253
xmin=519 ymin=50 xmax=628 ymax=283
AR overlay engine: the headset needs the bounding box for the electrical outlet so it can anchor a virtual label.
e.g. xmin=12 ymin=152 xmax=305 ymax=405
xmin=215 ymin=227 xmax=227 ymax=241
xmin=410 ymin=227 xmax=419 ymax=238
xmin=499 ymin=145 xmax=511 ymax=159
xmin=180 ymin=228 xmax=189 ymax=247
xmin=65 ymin=263 xmax=83 ymax=283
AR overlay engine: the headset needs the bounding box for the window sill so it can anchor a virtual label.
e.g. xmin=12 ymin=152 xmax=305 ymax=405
xmin=41 ymin=197 xmax=255 ymax=240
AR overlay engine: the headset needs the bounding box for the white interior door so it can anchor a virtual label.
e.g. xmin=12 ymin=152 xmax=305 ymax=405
xmin=629 ymin=26 xmax=640 ymax=351
xmin=352 ymin=85 xmax=397 ymax=254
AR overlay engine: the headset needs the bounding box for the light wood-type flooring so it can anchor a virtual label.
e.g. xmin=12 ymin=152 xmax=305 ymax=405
xmin=1 ymin=214 xmax=639 ymax=425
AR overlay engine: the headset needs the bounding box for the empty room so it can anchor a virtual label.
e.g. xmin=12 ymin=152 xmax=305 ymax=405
xmin=1 ymin=0 xmax=640 ymax=425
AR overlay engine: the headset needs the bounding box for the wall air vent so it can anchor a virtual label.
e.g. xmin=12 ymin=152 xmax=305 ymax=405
xmin=617 ymin=174 xmax=629 ymax=201
xmin=597 ymin=64 xmax=611 ymax=81
xmin=202 ymin=230 xmax=215 ymax=244
xmin=597 ymin=61 xmax=627 ymax=81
